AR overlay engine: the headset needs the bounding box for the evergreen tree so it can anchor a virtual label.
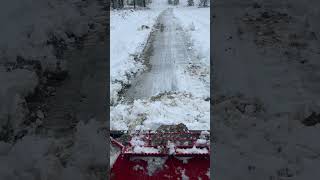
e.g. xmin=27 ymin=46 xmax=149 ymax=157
xmin=188 ymin=0 xmax=194 ymax=6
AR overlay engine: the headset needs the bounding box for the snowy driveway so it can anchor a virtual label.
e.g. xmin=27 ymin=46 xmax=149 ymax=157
xmin=126 ymin=8 xmax=204 ymax=100
xmin=111 ymin=7 xmax=210 ymax=131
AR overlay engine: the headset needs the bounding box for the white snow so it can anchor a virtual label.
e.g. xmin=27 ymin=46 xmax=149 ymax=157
xmin=110 ymin=144 xmax=121 ymax=168
xmin=110 ymin=1 xmax=210 ymax=131
xmin=133 ymin=164 xmax=145 ymax=171
xmin=133 ymin=146 xmax=160 ymax=153
xmin=173 ymin=5 xmax=210 ymax=67
xmin=130 ymin=135 xmax=160 ymax=153
xmin=110 ymin=6 xmax=166 ymax=104
xmin=176 ymin=145 xmax=209 ymax=154
xmin=196 ymin=139 xmax=208 ymax=145
xmin=168 ymin=141 xmax=176 ymax=155
xmin=110 ymin=92 xmax=210 ymax=130
xmin=130 ymin=136 xmax=146 ymax=146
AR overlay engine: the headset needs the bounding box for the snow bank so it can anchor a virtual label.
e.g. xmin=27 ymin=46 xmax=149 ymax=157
xmin=110 ymin=92 xmax=210 ymax=130
xmin=176 ymin=146 xmax=209 ymax=154
xmin=173 ymin=6 xmax=210 ymax=66
xmin=110 ymin=144 xmax=121 ymax=168
xmin=110 ymin=8 xmax=164 ymax=104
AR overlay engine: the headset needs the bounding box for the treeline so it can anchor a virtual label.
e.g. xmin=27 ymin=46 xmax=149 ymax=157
xmin=168 ymin=0 xmax=179 ymax=5
xmin=111 ymin=0 xmax=152 ymax=9
xmin=187 ymin=0 xmax=209 ymax=7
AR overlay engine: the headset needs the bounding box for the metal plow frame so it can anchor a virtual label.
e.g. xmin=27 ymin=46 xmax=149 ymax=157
xmin=110 ymin=131 xmax=210 ymax=180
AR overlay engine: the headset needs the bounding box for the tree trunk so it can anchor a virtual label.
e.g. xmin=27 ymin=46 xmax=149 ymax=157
xmin=121 ymin=0 xmax=124 ymax=8
xmin=111 ymin=0 xmax=116 ymax=9
xmin=134 ymin=0 xmax=136 ymax=8
xmin=143 ymin=0 xmax=146 ymax=7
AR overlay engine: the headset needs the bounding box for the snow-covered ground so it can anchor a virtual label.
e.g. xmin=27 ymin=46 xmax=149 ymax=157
xmin=110 ymin=0 xmax=210 ymax=131
xmin=0 ymin=1 xmax=107 ymax=179
xmin=213 ymin=0 xmax=320 ymax=179
xmin=0 ymin=0 xmax=102 ymax=134
xmin=0 ymin=0 xmax=97 ymax=71
xmin=111 ymin=92 xmax=209 ymax=130
xmin=0 ymin=119 xmax=106 ymax=180
xmin=110 ymin=3 xmax=167 ymax=104
xmin=173 ymin=5 xmax=210 ymax=67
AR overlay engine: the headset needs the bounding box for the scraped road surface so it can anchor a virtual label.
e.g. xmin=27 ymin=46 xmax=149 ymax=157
xmin=126 ymin=9 xmax=196 ymax=100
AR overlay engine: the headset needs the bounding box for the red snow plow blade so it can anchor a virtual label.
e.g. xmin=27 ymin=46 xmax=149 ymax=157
xmin=110 ymin=131 xmax=210 ymax=180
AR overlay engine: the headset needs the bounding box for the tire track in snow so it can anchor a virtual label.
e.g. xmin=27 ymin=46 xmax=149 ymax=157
xmin=125 ymin=8 xmax=208 ymax=101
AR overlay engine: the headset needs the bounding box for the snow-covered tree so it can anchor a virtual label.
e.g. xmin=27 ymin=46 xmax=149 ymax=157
xmin=173 ymin=0 xmax=179 ymax=5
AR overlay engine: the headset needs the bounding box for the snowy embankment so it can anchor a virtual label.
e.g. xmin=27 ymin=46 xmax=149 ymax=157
xmin=173 ymin=5 xmax=210 ymax=67
xmin=111 ymin=92 xmax=210 ymax=130
xmin=110 ymin=9 xmax=163 ymax=104
xmin=111 ymin=3 xmax=210 ymax=131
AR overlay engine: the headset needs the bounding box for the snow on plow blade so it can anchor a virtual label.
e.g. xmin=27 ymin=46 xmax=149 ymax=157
xmin=110 ymin=131 xmax=210 ymax=179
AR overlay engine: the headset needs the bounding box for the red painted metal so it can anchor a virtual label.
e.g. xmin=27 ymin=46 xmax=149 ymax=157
xmin=110 ymin=131 xmax=210 ymax=180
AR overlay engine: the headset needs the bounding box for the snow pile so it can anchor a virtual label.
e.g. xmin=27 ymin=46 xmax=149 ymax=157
xmin=130 ymin=135 xmax=160 ymax=153
xmin=196 ymin=130 xmax=210 ymax=145
xmin=110 ymin=92 xmax=210 ymax=130
xmin=173 ymin=5 xmax=210 ymax=67
xmin=133 ymin=146 xmax=160 ymax=154
xmin=133 ymin=164 xmax=145 ymax=171
xmin=110 ymin=8 xmax=165 ymax=104
xmin=168 ymin=141 xmax=176 ymax=155
xmin=196 ymin=138 xmax=207 ymax=145
xmin=176 ymin=146 xmax=209 ymax=154
xmin=110 ymin=144 xmax=121 ymax=168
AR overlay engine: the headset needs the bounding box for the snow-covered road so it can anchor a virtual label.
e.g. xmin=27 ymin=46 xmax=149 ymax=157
xmin=111 ymin=5 xmax=210 ymax=131
xmin=126 ymin=8 xmax=208 ymax=100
